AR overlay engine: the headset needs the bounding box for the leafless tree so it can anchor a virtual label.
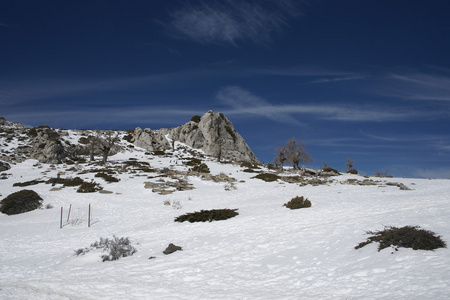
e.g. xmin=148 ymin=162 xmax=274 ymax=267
xmin=273 ymin=145 xmax=288 ymax=172
xmin=286 ymin=137 xmax=313 ymax=171
xmin=98 ymin=130 xmax=119 ymax=164
xmin=346 ymin=157 xmax=354 ymax=170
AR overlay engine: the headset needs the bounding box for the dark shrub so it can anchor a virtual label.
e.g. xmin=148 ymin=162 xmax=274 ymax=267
xmin=47 ymin=176 xmax=84 ymax=187
xmin=322 ymin=167 xmax=339 ymax=174
xmin=0 ymin=190 xmax=43 ymax=215
xmin=75 ymin=236 xmax=137 ymax=262
xmin=191 ymin=115 xmax=201 ymax=123
xmin=355 ymin=225 xmax=447 ymax=252
xmin=123 ymin=134 xmax=133 ymax=143
xmin=190 ymin=163 xmax=210 ymax=173
xmin=152 ymin=150 xmax=166 ymax=156
xmin=0 ymin=161 xmax=11 ymax=172
xmin=184 ymin=158 xmax=202 ymax=166
xmin=284 ymin=196 xmax=311 ymax=209
xmin=240 ymin=162 xmax=260 ymax=169
xmin=13 ymin=179 xmax=45 ymax=187
xmin=347 ymin=168 xmax=358 ymax=174
xmin=77 ymin=181 xmax=102 ymax=193
xmin=175 ymin=208 xmax=239 ymax=223
xmin=252 ymin=173 xmax=280 ymax=182
xmin=95 ymin=172 xmax=120 ymax=183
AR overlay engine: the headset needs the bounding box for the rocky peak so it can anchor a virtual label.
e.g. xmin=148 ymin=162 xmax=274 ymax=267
xmin=132 ymin=111 xmax=259 ymax=163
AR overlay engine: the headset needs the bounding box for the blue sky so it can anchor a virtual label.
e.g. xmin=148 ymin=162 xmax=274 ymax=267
xmin=1 ymin=0 xmax=450 ymax=178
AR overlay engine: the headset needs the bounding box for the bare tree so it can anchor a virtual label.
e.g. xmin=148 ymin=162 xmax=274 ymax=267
xmin=273 ymin=145 xmax=288 ymax=172
xmin=346 ymin=157 xmax=354 ymax=170
xmin=97 ymin=130 xmax=119 ymax=164
xmin=87 ymin=135 xmax=99 ymax=162
xmin=286 ymin=137 xmax=313 ymax=171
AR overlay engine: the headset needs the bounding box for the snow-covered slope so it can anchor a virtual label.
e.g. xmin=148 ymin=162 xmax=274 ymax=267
xmin=1 ymin=143 xmax=449 ymax=299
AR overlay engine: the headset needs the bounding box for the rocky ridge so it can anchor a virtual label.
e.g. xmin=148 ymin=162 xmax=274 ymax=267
xmin=0 ymin=111 xmax=259 ymax=165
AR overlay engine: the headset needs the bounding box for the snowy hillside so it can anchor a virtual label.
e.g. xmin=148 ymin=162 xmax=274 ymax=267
xmin=1 ymin=140 xmax=449 ymax=299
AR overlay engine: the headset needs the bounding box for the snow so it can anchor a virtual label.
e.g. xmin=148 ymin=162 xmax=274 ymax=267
xmin=1 ymin=146 xmax=450 ymax=299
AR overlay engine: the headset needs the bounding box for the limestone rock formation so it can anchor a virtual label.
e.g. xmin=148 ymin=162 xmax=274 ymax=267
xmin=131 ymin=111 xmax=259 ymax=163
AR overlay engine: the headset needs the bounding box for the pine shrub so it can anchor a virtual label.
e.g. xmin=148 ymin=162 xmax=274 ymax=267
xmin=0 ymin=190 xmax=43 ymax=215
xmin=190 ymin=163 xmax=210 ymax=173
xmin=347 ymin=168 xmax=358 ymax=174
xmin=355 ymin=225 xmax=447 ymax=252
xmin=283 ymin=196 xmax=311 ymax=209
xmin=175 ymin=208 xmax=239 ymax=223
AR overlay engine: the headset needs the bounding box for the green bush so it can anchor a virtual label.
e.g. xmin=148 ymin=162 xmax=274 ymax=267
xmin=77 ymin=181 xmax=102 ymax=193
xmin=0 ymin=190 xmax=43 ymax=215
xmin=252 ymin=173 xmax=280 ymax=182
xmin=284 ymin=196 xmax=311 ymax=209
xmin=95 ymin=172 xmax=120 ymax=183
xmin=355 ymin=225 xmax=447 ymax=252
xmin=175 ymin=208 xmax=239 ymax=223
xmin=75 ymin=236 xmax=137 ymax=262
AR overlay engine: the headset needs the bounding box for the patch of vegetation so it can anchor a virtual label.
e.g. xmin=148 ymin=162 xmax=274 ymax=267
xmin=0 ymin=189 xmax=43 ymax=215
xmin=322 ymin=167 xmax=339 ymax=174
xmin=355 ymin=225 xmax=446 ymax=252
xmin=191 ymin=115 xmax=201 ymax=123
xmin=190 ymin=163 xmax=210 ymax=173
xmin=240 ymin=161 xmax=260 ymax=169
xmin=47 ymin=176 xmax=84 ymax=187
xmin=183 ymin=157 xmax=202 ymax=166
xmin=77 ymin=180 xmax=102 ymax=193
xmin=75 ymin=236 xmax=137 ymax=262
xmin=347 ymin=168 xmax=358 ymax=175
xmin=283 ymin=196 xmax=312 ymax=209
xmin=78 ymin=137 xmax=90 ymax=145
xmin=175 ymin=208 xmax=239 ymax=223
xmin=152 ymin=150 xmax=166 ymax=156
xmin=243 ymin=168 xmax=260 ymax=173
xmin=252 ymin=173 xmax=280 ymax=182
xmin=13 ymin=179 xmax=45 ymax=187
xmin=95 ymin=172 xmax=120 ymax=183
xmin=123 ymin=134 xmax=133 ymax=143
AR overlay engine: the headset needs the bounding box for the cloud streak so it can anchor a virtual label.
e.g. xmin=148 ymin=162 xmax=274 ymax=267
xmin=166 ymin=0 xmax=300 ymax=45
xmin=386 ymin=72 xmax=450 ymax=101
xmin=216 ymin=86 xmax=442 ymax=124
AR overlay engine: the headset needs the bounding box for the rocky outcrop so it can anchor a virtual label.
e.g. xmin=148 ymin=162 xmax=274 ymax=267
xmin=132 ymin=111 xmax=259 ymax=163
xmin=27 ymin=126 xmax=66 ymax=164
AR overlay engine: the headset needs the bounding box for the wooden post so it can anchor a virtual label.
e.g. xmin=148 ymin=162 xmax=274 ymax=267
xmin=88 ymin=203 xmax=91 ymax=227
xmin=60 ymin=207 xmax=63 ymax=229
xmin=67 ymin=204 xmax=72 ymax=223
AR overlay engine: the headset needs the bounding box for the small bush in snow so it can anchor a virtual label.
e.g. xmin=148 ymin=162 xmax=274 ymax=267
xmin=77 ymin=180 xmax=102 ymax=193
xmin=347 ymin=168 xmax=358 ymax=175
xmin=252 ymin=173 xmax=280 ymax=182
xmin=95 ymin=172 xmax=120 ymax=183
xmin=283 ymin=196 xmax=311 ymax=209
xmin=0 ymin=189 xmax=43 ymax=215
xmin=224 ymin=182 xmax=237 ymax=191
xmin=355 ymin=225 xmax=447 ymax=252
xmin=175 ymin=208 xmax=239 ymax=223
xmin=190 ymin=163 xmax=210 ymax=173
xmin=75 ymin=236 xmax=137 ymax=262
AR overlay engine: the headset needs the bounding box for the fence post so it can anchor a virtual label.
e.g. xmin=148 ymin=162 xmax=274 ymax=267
xmin=60 ymin=207 xmax=63 ymax=229
xmin=67 ymin=204 xmax=72 ymax=223
xmin=88 ymin=203 xmax=91 ymax=227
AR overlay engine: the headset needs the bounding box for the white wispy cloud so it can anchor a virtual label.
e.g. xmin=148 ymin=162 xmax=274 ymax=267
xmin=216 ymin=86 xmax=434 ymax=124
xmin=251 ymin=66 xmax=366 ymax=84
xmin=386 ymin=72 xmax=450 ymax=101
xmin=166 ymin=0 xmax=300 ymax=45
